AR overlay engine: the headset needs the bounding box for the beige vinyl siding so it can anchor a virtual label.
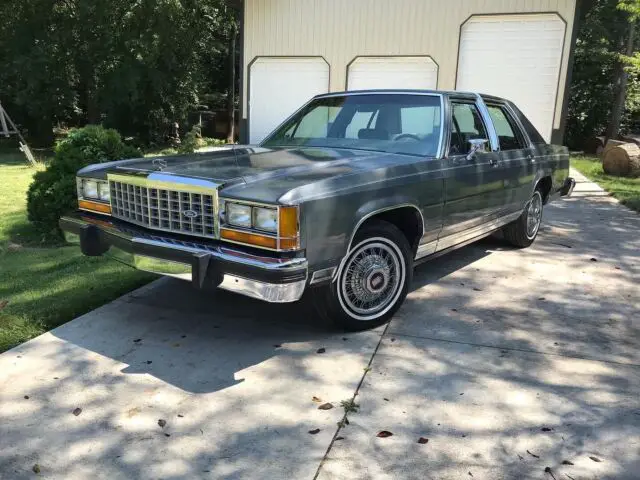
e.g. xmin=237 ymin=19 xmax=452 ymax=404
xmin=242 ymin=0 xmax=576 ymax=135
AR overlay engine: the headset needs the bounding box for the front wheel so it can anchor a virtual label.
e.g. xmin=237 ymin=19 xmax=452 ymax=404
xmin=502 ymin=189 xmax=543 ymax=248
xmin=312 ymin=220 xmax=413 ymax=331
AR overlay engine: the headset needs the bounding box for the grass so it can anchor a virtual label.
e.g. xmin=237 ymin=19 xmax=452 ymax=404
xmin=0 ymin=150 xmax=154 ymax=352
xmin=571 ymin=155 xmax=640 ymax=212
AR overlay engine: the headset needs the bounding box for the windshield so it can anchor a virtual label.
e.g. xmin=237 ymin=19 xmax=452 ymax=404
xmin=261 ymin=94 xmax=443 ymax=157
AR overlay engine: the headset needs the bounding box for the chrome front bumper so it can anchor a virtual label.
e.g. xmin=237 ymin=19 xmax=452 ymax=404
xmin=60 ymin=214 xmax=308 ymax=303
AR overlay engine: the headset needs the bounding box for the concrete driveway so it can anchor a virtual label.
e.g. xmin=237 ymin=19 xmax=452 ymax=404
xmin=1 ymin=170 xmax=639 ymax=479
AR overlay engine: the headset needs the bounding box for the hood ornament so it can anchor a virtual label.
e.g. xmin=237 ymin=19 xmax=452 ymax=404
xmin=152 ymin=158 xmax=168 ymax=171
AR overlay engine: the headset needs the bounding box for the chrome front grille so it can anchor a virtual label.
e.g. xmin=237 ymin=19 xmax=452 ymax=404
xmin=109 ymin=180 xmax=217 ymax=239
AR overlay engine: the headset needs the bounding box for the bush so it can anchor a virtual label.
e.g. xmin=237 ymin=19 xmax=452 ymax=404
xmin=27 ymin=125 xmax=141 ymax=239
xmin=177 ymin=125 xmax=202 ymax=154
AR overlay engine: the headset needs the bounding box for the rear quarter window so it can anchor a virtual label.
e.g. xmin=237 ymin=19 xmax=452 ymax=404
xmin=509 ymin=103 xmax=546 ymax=145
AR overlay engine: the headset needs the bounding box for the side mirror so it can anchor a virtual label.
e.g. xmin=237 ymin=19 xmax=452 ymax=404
xmin=466 ymin=138 xmax=489 ymax=160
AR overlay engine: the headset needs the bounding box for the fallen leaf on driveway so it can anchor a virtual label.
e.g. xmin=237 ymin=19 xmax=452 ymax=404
xmin=590 ymin=258 xmax=598 ymax=262
xmin=308 ymin=428 xmax=320 ymax=434
xmin=589 ymin=456 xmax=602 ymax=462
xmin=127 ymin=407 xmax=141 ymax=418
xmin=335 ymin=436 xmax=344 ymax=441
xmin=541 ymin=427 xmax=553 ymax=432
xmin=376 ymin=431 xmax=393 ymax=438
xmin=32 ymin=464 xmax=41 ymax=474
xmin=72 ymin=408 xmax=82 ymax=416
xmin=24 ymin=395 xmax=29 ymax=400
xmin=133 ymin=339 xmax=142 ymax=343
xmin=544 ymin=466 xmax=556 ymax=479
xmin=473 ymin=287 xmax=483 ymax=292
xmin=561 ymin=460 xmax=574 ymax=465
xmin=316 ymin=348 xmax=326 ymax=354
xmin=158 ymin=419 xmax=167 ymax=428
xmin=527 ymin=450 xmax=540 ymax=459
xmin=417 ymin=437 xmax=429 ymax=444
xmin=312 ymin=396 xmax=322 ymax=403
xmin=318 ymin=403 xmax=333 ymax=410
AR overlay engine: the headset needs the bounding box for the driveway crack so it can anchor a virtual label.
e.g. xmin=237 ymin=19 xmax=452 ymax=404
xmin=312 ymin=322 xmax=390 ymax=479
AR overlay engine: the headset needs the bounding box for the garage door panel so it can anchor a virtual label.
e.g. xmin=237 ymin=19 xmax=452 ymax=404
xmin=347 ymin=57 xmax=438 ymax=91
xmin=249 ymin=57 xmax=329 ymax=144
xmin=457 ymin=14 xmax=565 ymax=142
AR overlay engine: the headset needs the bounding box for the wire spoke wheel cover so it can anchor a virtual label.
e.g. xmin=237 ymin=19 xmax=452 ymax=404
xmin=338 ymin=237 xmax=406 ymax=321
xmin=526 ymin=191 xmax=543 ymax=239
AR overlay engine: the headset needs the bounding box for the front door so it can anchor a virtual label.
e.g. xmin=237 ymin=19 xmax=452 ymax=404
xmin=437 ymin=99 xmax=507 ymax=250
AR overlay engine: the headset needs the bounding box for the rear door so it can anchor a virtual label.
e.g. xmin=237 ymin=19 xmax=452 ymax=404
xmin=437 ymin=97 xmax=507 ymax=249
xmin=485 ymin=101 xmax=535 ymax=213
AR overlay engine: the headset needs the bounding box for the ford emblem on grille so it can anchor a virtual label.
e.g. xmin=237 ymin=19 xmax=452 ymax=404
xmin=183 ymin=210 xmax=199 ymax=219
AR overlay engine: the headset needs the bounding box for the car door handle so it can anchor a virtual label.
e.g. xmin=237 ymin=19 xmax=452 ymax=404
xmin=528 ymin=154 xmax=536 ymax=163
xmin=489 ymin=158 xmax=499 ymax=167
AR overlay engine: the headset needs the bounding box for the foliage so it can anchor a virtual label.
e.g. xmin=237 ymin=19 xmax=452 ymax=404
xmin=0 ymin=154 xmax=152 ymax=352
xmin=0 ymin=0 xmax=239 ymax=145
xmin=566 ymin=0 xmax=640 ymax=148
xmin=178 ymin=125 xmax=203 ymax=154
xmin=566 ymin=1 xmax=628 ymax=148
xmin=26 ymin=125 xmax=140 ymax=239
xmin=572 ymin=155 xmax=640 ymax=211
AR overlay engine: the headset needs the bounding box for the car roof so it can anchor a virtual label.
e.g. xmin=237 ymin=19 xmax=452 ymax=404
xmin=314 ymin=89 xmax=509 ymax=104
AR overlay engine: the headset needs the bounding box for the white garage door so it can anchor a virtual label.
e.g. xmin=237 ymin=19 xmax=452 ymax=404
xmin=347 ymin=57 xmax=438 ymax=91
xmin=457 ymin=14 xmax=566 ymax=142
xmin=249 ymin=57 xmax=329 ymax=144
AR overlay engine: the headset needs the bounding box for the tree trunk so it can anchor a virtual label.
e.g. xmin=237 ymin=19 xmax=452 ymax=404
xmin=606 ymin=22 xmax=635 ymax=141
xmin=226 ymin=22 xmax=237 ymax=144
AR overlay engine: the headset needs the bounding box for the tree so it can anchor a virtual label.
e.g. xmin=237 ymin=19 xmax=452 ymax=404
xmin=0 ymin=0 xmax=239 ymax=145
xmin=606 ymin=0 xmax=640 ymax=140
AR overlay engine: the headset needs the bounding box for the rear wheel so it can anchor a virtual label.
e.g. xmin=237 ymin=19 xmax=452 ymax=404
xmin=312 ymin=220 xmax=413 ymax=331
xmin=502 ymin=189 xmax=543 ymax=248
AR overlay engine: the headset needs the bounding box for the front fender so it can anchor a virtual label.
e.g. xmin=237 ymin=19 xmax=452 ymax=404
xmin=348 ymin=196 xmax=424 ymax=251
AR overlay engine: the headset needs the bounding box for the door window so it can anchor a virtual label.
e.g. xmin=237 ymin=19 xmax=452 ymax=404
xmin=487 ymin=105 xmax=527 ymax=150
xmin=449 ymin=102 xmax=488 ymax=155
xmin=345 ymin=110 xmax=379 ymax=138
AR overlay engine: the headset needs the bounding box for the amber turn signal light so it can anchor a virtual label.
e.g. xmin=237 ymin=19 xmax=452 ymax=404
xmin=78 ymin=200 xmax=111 ymax=215
xmin=278 ymin=206 xmax=299 ymax=249
xmin=221 ymin=228 xmax=278 ymax=249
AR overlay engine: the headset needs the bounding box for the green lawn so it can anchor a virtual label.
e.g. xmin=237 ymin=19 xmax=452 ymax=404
xmin=571 ymin=155 xmax=640 ymax=212
xmin=0 ymin=151 xmax=154 ymax=352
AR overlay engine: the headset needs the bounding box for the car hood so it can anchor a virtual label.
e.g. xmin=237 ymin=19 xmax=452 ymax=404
xmin=79 ymin=145 xmax=424 ymax=204
xmin=105 ymin=146 xmax=375 ymax=184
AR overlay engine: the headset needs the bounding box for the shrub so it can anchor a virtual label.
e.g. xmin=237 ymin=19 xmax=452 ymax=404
xmin=27 ymin=125 xmax=141 ymax=239
xmin=177 ymin=125 xmax=202 ymax=154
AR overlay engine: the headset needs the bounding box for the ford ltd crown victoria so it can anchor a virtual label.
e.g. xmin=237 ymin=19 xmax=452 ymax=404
xmin=60 ymin=90 xmax=575 ymax=330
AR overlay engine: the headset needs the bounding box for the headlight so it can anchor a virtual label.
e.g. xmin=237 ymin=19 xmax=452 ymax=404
xmin=227 ymin=203 xmax=252 ymax=228
xmin=98 ymin=183 xmax=110 ymax=202
xmin=252 ymin=207 xmax=277 ymax=232
xmin=82 ymin=180 xmax=99 ymax=199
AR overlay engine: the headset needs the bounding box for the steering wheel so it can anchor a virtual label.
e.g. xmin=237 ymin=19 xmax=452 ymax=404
xmin=393 ymin=133 xmax=421 ymax=142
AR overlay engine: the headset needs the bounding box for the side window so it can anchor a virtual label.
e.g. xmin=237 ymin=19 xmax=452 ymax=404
xmin=291 ymin=106 xmax=340 ymax=138
xmin=400 ymin=105 xmax=440 ymax=136
xmin=449 ymin=102 xmax=488 ymax=155
xmin=345 ymin=109 xmax=378 ymax=139
xmin=487 ymin=105 xmax=527 ymax=150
